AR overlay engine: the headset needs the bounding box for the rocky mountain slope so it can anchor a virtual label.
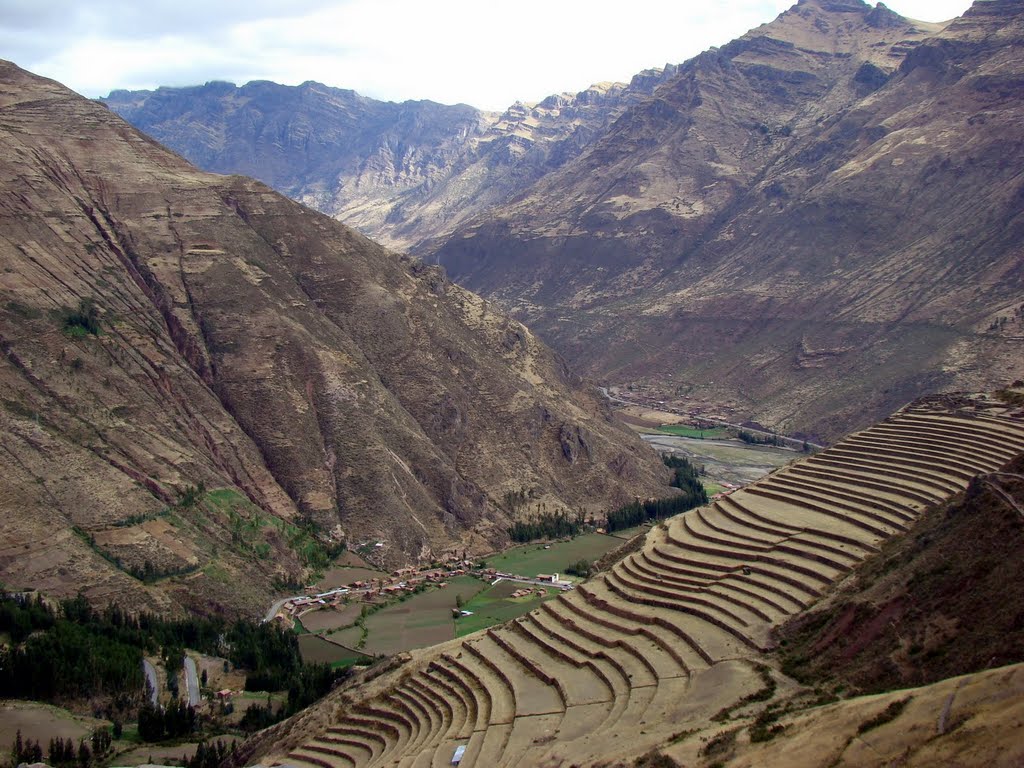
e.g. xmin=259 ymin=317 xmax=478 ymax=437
xmin=101 ymin=67 xmax=678 ymax=251
xmin=104 ymin=1 xmax=1024 ymax=443
xmin=431 ymin=0 xmax=1024 ymax=440
xmin=0 ymin=61 xmax=666 ymax=617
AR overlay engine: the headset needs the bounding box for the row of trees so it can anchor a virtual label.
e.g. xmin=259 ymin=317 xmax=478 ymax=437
xmin=0 ymin=591 xmax=340 ymax=707
xmin=137 ymin=701 xmax=197 ymax=742
xmin=605 ymin=455 xmax=708 ymax=532
xmin=508 ymin=508 xmax=587 ymax=543
xmin=7 ymin=728 xmax=111 ymax=768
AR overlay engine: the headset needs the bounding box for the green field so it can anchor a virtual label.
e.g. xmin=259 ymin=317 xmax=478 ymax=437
xmin=362 ymin=576 xmax=486 ymax=656
xmin=484 ymin=533 xmax=623 ymax=579
xmin=656 ymin=425 xmax=731 ymax=439
xmin=456 ymin=580 xmax=561 ymax=637
xmin=299 ymin=603 xmax=363 ymax=633
xmin=297 ymin=634 xmax=368 ymax=667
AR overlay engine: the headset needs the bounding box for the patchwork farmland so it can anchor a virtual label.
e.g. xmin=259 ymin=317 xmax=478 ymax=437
xmin=261 ymin=396 xmax=1024 ymax=768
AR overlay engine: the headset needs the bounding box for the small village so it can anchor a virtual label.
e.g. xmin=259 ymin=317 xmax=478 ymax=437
xmin=270 ymin=559 xmax=575 ymax=627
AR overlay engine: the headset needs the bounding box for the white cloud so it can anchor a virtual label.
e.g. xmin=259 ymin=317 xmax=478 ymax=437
xmin=1 ymin=0 xmax=974 ymax=110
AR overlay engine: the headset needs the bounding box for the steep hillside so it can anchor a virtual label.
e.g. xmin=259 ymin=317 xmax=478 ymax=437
xmin=233 ymin=394 xmax=1024 ymax=767
xmin=431 ymin=0 xmax=1024 ymax=441
xmin=0 ymin=61 xmax=666 ymax=617
xmin=102 ymin=67 xmax=677 ymax=251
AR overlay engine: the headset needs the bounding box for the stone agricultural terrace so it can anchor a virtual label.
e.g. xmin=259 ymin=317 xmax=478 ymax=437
xmin=260 ymin=395 xmax=1024 ymax=767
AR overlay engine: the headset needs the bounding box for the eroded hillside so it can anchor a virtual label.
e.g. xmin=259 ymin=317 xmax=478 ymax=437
xmin=0 ymin=61 xmax=666 ymax=616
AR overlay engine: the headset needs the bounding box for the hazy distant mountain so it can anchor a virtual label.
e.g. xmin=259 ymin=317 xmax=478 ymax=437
xmin=102 ymin=66 xmax=678 ymax=251
xmin=0 ymin=61 xmax=666 ymax=616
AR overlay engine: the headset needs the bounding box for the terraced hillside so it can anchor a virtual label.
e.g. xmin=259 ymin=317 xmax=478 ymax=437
xmin=250 ymin=395 xmax=1024 ymax=768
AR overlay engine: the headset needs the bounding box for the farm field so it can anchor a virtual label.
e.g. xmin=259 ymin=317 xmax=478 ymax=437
xmin=298 ymin=603 xmax=363 ymax=633
xmin=484 ymin=533 xmax=622 ymax=578
xmin=642 ymin=433 xmax=795 ymax=487
xmin=0 ymin=701 xmax=106 ymax=748
xmin=456 ymin=579 xmax=560 ymax=637
xmin=655 ymin=424 xmax=731 ymax=439
xmin=316 ymin=551 xmax=386 ymax=589
xmin=297 ymin=634 xmax=368 ymax=666
xmin=362 ymin=576 xmax=486 ymax=656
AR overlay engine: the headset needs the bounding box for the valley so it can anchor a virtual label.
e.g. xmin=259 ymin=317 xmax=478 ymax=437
xmin=2 ymin=0 xmax=1024 ymax=766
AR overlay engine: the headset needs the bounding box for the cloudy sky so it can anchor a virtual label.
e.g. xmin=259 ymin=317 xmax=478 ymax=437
xmin=2 ymin=0 xmax=973 ymax=110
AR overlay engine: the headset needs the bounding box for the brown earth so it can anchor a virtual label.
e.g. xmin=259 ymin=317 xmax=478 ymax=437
xmin=0 ymin=61 xmax=667 ymax=616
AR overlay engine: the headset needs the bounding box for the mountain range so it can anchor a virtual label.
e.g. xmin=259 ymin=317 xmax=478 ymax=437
xmin=0 ymin=61 xmax=665 ymax=616
xmin=103 ymin=0 xmax=1024 ymax=441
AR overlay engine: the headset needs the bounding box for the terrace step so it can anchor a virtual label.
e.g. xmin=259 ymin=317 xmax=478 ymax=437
xmin=350 ymin=703 xmax=413 ymax=759
xmin=471 ymin=722 xmax=513 ymax=767
xmin=741 ymin=484 xmax=907 ymax=539
xmin=846 ymin=429 xmax=1012 ymax=469
xmin=784 ymin=463 xmax=940 ymax=508
xmin=895 ymin=412 xmax=1024 ymax=445
xmin=445 ymin=647 xmax=514 ymax=725
xmin=543 ymin=595 xmax=690 ymax=679
xmin=400 ymin=683 xmax=445 ymax=746
xmin=320 ymin=729 xmax=384 ymax=764
xmin=650 ymin=535 xmax=836 ymax=592
xmin=630 ymin=550 xmax=788 ymax=623
xmin=421 ymin=668 xmax=476 ymax=739
xmin=865 ymin=421 xmax=1021 ymax=462
xmin=434 ymin=655 xmax=492 ymax=728
xmin=285 ymin=749 xmax=354 ymax=768
xmin=764 ymin=470 xmax=920 ymax=526
xmin=501 ymin=713 xmax=562 ymax=768
xmin=668 ymin=512 xmax=858 ymax=573
xmin=825 ymin=443 xmax=977 ymax=485
xmin=468 ymin=633 xmax=563 ymax=717
xmin=408 ymin=677 xmax=458 ymax=744
xmin=572 ymin=582 xmax=714 ymax=670
xmin=385 ymin=692 xmax=430 ymax=758
xmin=619 ymin=555 xmax=769 ymax=625
xmin=593 ymin=575 xmax=755 ymax=659
xmin=808 ymin=453 xmax=960 ymax=498
xmin=641 ymin=543 xmax=810 ymax=613
xmin=714 ymin=493 xmax=880 ymax=553
xmin=723 ymin=489 xmax=897 ymax=544
xmin=532 ymin=602 xmax=658 ymax=687
xmin=501 ymin=620 xmax=615 ymax=707
xmin=305 ymin=738 xmax=371 ymax=766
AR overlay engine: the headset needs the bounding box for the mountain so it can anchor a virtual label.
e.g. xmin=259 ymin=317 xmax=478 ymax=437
xmin=429 ymin=0 xmax=1024 ymax=440
xmin=101 ymin=66 xmax=678 ymax=251
xmin=0 ymin=61 xmax=666 ymax=617
xmin=103 ymin=1 xmax=1024 ymax=443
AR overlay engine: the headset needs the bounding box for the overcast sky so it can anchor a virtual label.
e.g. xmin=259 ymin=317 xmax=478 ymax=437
xmin=1 ymin=0 xmax=974 ymax=110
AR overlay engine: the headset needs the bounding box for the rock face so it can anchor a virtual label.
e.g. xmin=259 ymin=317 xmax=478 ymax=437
xmin=0 ymin=61 xmax=666 ymax=616
xmin=430 ymin=0 xmax=1024 ymax=440
xmin=101 ymin=68 xmax=678 ymax=251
